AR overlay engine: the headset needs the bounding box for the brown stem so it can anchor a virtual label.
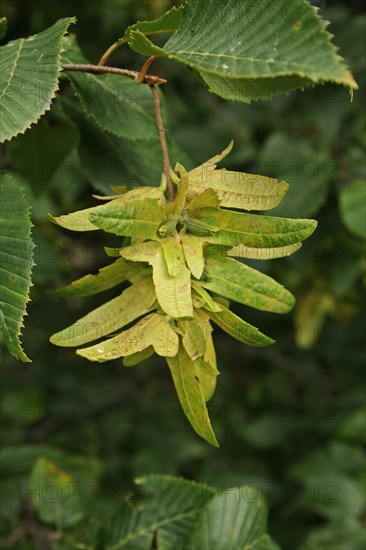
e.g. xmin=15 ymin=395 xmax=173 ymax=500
xmin=135 ymin=56 xmax=158 ymax=84
xmin=150 ymin=84 xmax=174 ymax=201
xmin=61 ymin=63 xmax=166 ymax=86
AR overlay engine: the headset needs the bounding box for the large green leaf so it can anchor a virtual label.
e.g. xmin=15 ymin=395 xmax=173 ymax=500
xmin=106 ymin=475 xmax=216 ymax=550
xmin=190 ymin=207 xmax=317 ymax=248
xmin=50 ymin=278 xmax=156 ymax=347
xmin=188 ymin=142 xmax=288 ymax=210
xmin=0 ymin=173 xmax=34 ymax=362
xmin=260 ymin=133 xmax=334 ymax=217
xmin=188 ymin=485 xmax=280 ymax=549
xmin=52 ymin=258 xmax=138 ymax=298
xmin=128 ymin=0 xmax=356 ymax=103
xmin=0 ymin=18 xmax=75 ymax=143
xmin=6 ymin=117 xmax=79 ymax=193
xmin=30 ymin=457 xmax=85 ymax=528
xmin=62 ymin=35 xmax=159 ymax=141
xmin=166 ymin=345 xmax=219 ymax=446
xmin=201 ymin=253 xmax=295 ymax=313
xmin=339 ymin=179 xmax=366 ymax=239
xmin=90 ymin=199 xmax=165 ymax=240
xmin=121 ymin=5 xmax=184 ymax=42
xmin=77 ymin=313 xmax=179 ymax=361
xmin=60 ymin=97 xmax=190 ymax=192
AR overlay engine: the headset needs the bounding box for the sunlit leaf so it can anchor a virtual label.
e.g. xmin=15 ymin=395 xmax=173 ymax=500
xmin=90 ymin=199 xmax=165 ymax=240
xmin=77 ymin=313 xmax=179 ymax=361
xmin=206 ymin=303 xmax=275 ymax=347
xmin=187 ymin=188 xmax=221 ymax=211
xmin=166 ymin=345 xmax=219 ymax=446
xmin=228 ymin=242 xmax=302 ymax=260
xmin=52 ymin=258 xmax=139 ymax=298
xmin=180 ymin=319 xmax=206 ymax=361
xmin=190 ymin=207 xmax=317 ymax=248
xmin=122 ymin=241 xmax=193 ymax=319
xmin=123 ymin=345 xmax=154 ymax=367
xmin=50 ymin=278 xmax=156 ymax=347
xmin=188 ymin=142 xmax=288 ymax=210
xmin=181 ymin=233 xmax=205 ymax=279
xmin=160 ymin=234 xmax=184 ymax=277
xmin=201 ymin=253 xmax=295 ymax=313
xmin=51 ymin=189 xmax=165 ymax=232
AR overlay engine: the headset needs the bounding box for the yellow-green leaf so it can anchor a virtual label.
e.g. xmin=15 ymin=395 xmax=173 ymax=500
xmin=201 ymin=254 xmax=295 ymax=313
xmin=50 ymin=278 xmax=156 ymax=347
xmin=166 ymin=345 xmax=219 ymax=447
xmin=122 ymin=241 xmax=193 ymax=319
xmin=77 ymin=313 xmax=179 ymax=362
xmin=188 ymin=143 xmax=288 ymax=211
xmin=180 ymin=319 xmax=206 ymax=361
xmin=89 ymin=199 xmax=165 ymax=239
xmin=191 ymin=207 xmax=317 ymax=248
xmin=159 ymin=234 xmax=184 ymax=277
xmin=123 ymin=346 xmax=154 ymax=367
xmin=50 ymin=188 xmax=165 ymax=232
xmin=187 ymin=188 xmax=221 ymax=211
xmin=52 ymin=258 xmax=137 ymax=298
xmin=181 ymin=234 xmax=205 ymax=279
xmin=228 ymin=242 xmax=302 ymax=260
xmin=206 ymin=304 xmax=275 ymax=347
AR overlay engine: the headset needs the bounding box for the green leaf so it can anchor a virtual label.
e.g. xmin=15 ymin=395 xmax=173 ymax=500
xmin=0 ymin=18 xmax=75 ymax=143
xmin=52 ymin=258 xmax=137 ymax=298
xmin=166 ymin=345 xmax=219 ymax=447
xmin=6 ymin=117 xmax=79 ymax=192
xmin=187 ymin=188 xmax=221 ymax=211
xmin=89 ymin=199 xmax=165 ymax=240
xmin=59 ymin=98 xmax=158 ymax=192
xmin=206 ymin=303 xmax=275 ymax=347
xmin=122 ymin=5 xmax=184 ymax=42
xmin=50 ymin=278 xmax=156 ymax=347
xmin=228 ymin=242 xmax=302 ymax=260
xmin=260 ymin=133 xmax=334 ymax=217
xmin=122 ymin=241 xmax=193 ymax=319
xmin=160 ymin=234 xmax=184 ymax=277
xmin=0 ymin=17 xmax=7 ymax=40
xmin=50 ymin=187 xmax=164 ymax=232
xmin=188 ymin=485 xmax=280 ymax=550
xmin=180 ymin=318 xmax=206 ymax=361
xmin=123 ymin=346 xmax=154 ymax=367
xmin=181 ymin=233 xmax=205 ymax=279
xmin=62 ymin=35 xmax=159 ymax=141
xmin=201 ymin=253 xmax=295 ymax=313
xmin=106 ymin=475 xmax=216 ymax=550
xmin=77 ymin=313 xmax=179 ymax=362
xmin=128 ymin=0 xmax=356 ymax=103
xmin=188 ymin=142 xmax=289 ymax=210
xmin=190 ymin=207 xmax=317 ymax=248
xmin=191 ymin=282 xmax=222 ymax=312
xmin=339 ymin=179 xmax=366 ymax=239
xmin=30 ymin=457 xmax=85 ymax=528
xmin=0 ymin=173 xmax=34 ymax=362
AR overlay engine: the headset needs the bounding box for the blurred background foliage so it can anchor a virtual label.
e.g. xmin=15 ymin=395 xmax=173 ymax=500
xmin=0 ymin=0 xmax=365 ymax=548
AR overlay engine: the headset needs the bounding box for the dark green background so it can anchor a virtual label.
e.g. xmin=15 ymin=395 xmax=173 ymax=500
xmin=1 ymin=1 xmax=365 ymax=548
